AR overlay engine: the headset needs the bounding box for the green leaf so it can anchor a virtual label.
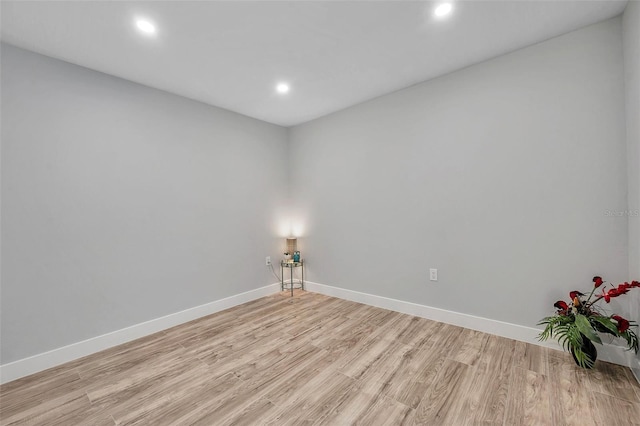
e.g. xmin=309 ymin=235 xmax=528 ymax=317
xmin=571 ymin=345 xmax=595 ymax=369
xmin=575 ymin=314 xmax=602 ymax=344
xmin=591 ymin=316 xmax=619 ymax=336
xmin=620 ymin=329 xmax=639 ymax=354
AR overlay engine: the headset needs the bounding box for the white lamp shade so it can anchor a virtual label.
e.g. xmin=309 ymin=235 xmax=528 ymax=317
xmin=286 ymin=238 xmax=297 ymax=254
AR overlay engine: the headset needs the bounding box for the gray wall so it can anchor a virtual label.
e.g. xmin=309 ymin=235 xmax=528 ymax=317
xmin=1 ymin=44 xmax=288 ymax=363
xmin=289 ymin=18 xmax=628 ymax=329
xmin=623 ymin=1 xmax=640 ymax=374
xmin=2 ymin=14 xmax=636 ymax=370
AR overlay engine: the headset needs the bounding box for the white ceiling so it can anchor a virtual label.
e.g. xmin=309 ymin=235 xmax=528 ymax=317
xmin=0 ymin=1 xmax=628 ymax=127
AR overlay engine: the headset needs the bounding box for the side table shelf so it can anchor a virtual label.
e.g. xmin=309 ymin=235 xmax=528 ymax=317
xmin=281 ymin=260 xmax=304 ymax=297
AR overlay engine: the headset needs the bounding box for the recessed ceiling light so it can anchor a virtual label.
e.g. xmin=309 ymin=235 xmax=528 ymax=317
xmin=434 ymin=3 xmax=453 ymax=18
xmin=136 ymin=19 xmax=156 ymax=35
xmin=276 ymin=83 xmax=290 ymax=94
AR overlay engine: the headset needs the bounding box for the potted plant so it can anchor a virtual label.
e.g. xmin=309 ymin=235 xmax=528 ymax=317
xmin=538 ymin=276 xmax=639 ymax=368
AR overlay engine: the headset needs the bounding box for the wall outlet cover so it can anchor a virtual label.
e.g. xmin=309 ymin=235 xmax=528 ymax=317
xmin=429 ymin=268 xmax=438 ymax=281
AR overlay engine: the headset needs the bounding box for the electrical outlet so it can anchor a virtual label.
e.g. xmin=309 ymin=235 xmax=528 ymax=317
xmin=429 ymin=268 xmax=438 ymax=281
xmin=266 ymin=256 xmax=271 ymax=266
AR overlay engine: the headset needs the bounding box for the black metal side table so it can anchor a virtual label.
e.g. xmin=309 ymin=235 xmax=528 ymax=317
xmin=281 ymin=260 xmax=304 ymax=297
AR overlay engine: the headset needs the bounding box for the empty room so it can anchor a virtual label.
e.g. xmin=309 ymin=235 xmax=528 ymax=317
xmin=1 ymin=0 xmax=639 ymax=424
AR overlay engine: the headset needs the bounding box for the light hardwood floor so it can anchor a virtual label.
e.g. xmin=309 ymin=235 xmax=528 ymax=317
xmin=1 ymin=291 xmax=639 ymax=425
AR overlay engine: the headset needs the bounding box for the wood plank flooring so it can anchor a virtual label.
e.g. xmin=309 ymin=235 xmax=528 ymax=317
xmin=1 ymin=290 xmax=639 ymax=425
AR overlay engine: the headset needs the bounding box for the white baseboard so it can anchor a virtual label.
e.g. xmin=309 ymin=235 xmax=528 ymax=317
xmin=305 ymin=281 xmax=636 ymax=369
xmin=0 ymin=283 xmax=281 ymax=384
xmin=632 ymin=358 xmax=640 ymax=385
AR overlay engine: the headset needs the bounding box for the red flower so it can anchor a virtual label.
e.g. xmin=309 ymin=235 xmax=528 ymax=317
xmin=602 ymin=285 xmax=630 ymax=303
xmin=554 ymin=301 xmax=569 ymax=312
xmin=612 ymin=315 xmax=630 ymax=333
xmin=602 ymin=289 xmax=616 ymax=303
xmin=569 ymin=291 xmax=584 ymax=300
xmin=593 ymin=276 xmax=604 ymax=288
xmin=616 ymin=284 xmax=630 ymax=295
